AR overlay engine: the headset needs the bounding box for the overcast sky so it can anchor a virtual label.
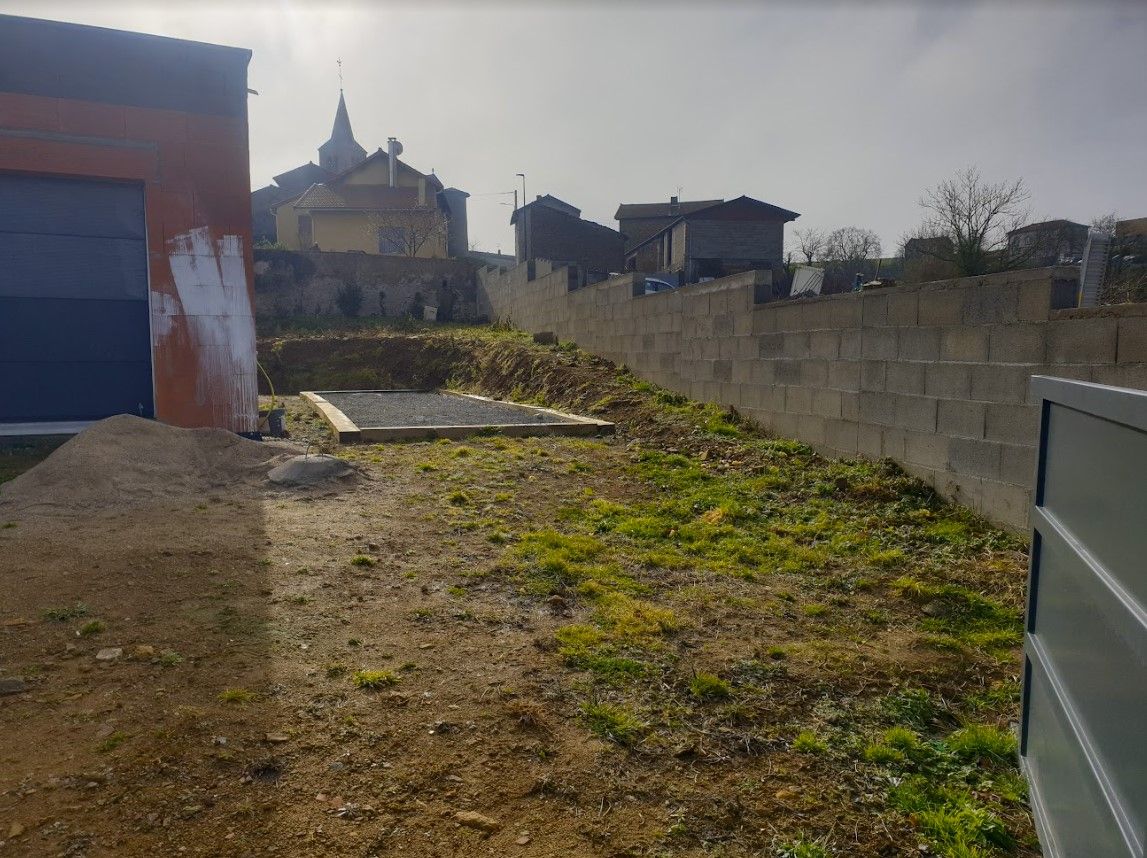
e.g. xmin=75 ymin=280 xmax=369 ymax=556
xmin=6 ymin=1 xmax=1147 ymax=255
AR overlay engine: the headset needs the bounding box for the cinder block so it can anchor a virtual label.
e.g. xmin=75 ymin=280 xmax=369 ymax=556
xmin=918 ymin=288 xmax=965 ymax=325
xmin=857 ymin=423 xmax=883 ymax=458
xmin=828 ymin=360 xmax=861 ymax=391
xmin=1046 ymin=318 xmax=1117 ymax=364
xmin=937 ymin=470 xmax=984 ymax=515
xmin=751 ymin=308 xmax=778 ymax=334
xmin=861 ymin=292 xmax=888 ymax=327
xmin=861 ymin=360 xmax=887 ymax=392
xmin=984 ymin=402 xmax=1039 ymax=445
xmin=712 ymin=359 xmax=732 ymax=382
xmin=979 ymin=479 xmax=1031 ymax=530
xmin=924 ymin=363 xmax=972 ymax=399
xmin=758 ymin=332 xmax=784 ymax=358
xmin=886 ymin=290 xmax=919 ymax=325
xmin=771 ymin=412 xmax=801 ymax=440
xmin=839 ymin=330 xmax=862 ymax=359
xmin=970 ymin=363 xmax=1033 ymax=404
xmin=940 ymin=327 xmax=990 ymax=362
xmin=812 ymin=388 xmax=842 ymax=418
xmin=840 ymin=391 xmax=860 ymax=421
xmin=988 ymin=323 xmax=1046 ymax=364
xmin=895 ymin=394 xmax=938 ymax=432
xmin=859 ymin=391 xmax=896 ymax=425
xmin=797 ymin=414 xmax=827 ymax=446
xmin=825 ymin=418 xmax=859 ymax=454
xmin=862 ymin=327 xmax=898 ymax=360
xmin=899 ymin=327 xmax=941 ymax=361
xmin=800 ymin=359 xmax=829 ymax=387
xmin=903 ymin=430 xmax=948 ymax=470
xmin=998 ymin=442 xmax=1038 ymax=485
xmin=937 ymin=399 xmax=985 ymax=439
xmin=1017 ymin=280 xmax=1053 ymax=322
xmin=785 ymin=385 xmax=813 ymax=414
xmin=963 ymin=283 xmax=1019 ymax=324
xmin=809 ymin=330 xmax=841 ymax=359
xmin=881 ymin=427 xmax=906 ymax=459
xmin=826 ymin=297 xmax=862 ymax=329
xmin=749 ymin=360 xmax=777 ymax=386
xmin=712 ymin=314 xmax=734 ymax=337
xmin=949 ymin=437 xmax=1002 ymax=480
xmin=1088 ymin=364 xmax=1147 ymax=392
xmin=1117 ymin=317 xmax=1147 ymax=364
xmin=782 ymin=332 xmax=811 ymax=358
xmin=775 ymin=360 xmax=802 ymax=385
xmin=774 ymin=302 xmax=804 ymax=332
xmin=886 ymin=362 xmax=926 ymax=395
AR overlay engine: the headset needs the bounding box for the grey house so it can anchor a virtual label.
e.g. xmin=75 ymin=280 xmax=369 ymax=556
xmin=624 ymin=196 xmax=799 ymax=283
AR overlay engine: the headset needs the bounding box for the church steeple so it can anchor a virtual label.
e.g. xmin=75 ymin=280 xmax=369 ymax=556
xmin=318 ymin=86 xmax=367 ymax=174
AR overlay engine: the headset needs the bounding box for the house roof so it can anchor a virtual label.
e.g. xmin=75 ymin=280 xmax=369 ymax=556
xmin=272 ymin=161 xmax=333 ymax=192
xmin=1008 ymin=219 xmax=1087 ymax=236
xmin=509 ymin=194 xmax=582 ymax=225
xmin=288 ymin=183 xmax=420 ymax=211
xmin=624 ymin=196 xmax=801 ymax=256
xmin=326 ymin=147 xmax=444 ymax=191
xmin=614 ymin=199 xmax=723 ymax=220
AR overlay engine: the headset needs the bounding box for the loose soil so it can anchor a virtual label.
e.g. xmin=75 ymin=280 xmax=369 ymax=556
xmin=0 ymin=328 xmax=1038 ymax=857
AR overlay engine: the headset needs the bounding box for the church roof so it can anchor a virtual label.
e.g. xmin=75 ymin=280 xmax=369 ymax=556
xmin=328 ymin=90 xmax=357 ymax=144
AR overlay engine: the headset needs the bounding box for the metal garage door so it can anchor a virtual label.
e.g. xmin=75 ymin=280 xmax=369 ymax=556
xmin=0 ymin=173 xmax=153 ymax=424
xmin=1022 ymin=376 xmax=1147 ymax=858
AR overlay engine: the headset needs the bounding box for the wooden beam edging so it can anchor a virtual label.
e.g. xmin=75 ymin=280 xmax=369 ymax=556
xmin=300 ymin=391 xmax=361 ymax=444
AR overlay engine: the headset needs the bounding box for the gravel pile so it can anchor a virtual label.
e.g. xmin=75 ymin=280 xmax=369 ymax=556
xmin=322 ymin=391 xmax=574 ymax=428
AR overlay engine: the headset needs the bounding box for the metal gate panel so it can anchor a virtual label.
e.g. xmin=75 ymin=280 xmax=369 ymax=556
xmin=0 ymin=174 xmax=152 ymax=423
xmin=1023 ymin=376 xmax=1147 ymax=858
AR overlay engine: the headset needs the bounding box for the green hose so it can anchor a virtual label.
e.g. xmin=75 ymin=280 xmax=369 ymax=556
xmin=257 ymin=360 xmax=277 ymax=412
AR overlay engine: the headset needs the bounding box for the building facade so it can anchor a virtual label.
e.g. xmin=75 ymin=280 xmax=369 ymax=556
xmin=512 ymin=195 xmax=625 ymax=276
xmin=624 ymin=196 xmax=799 ymax=284
xmin=615 ymin=196 xmax=723 ymax=251
xmin=0 ymin=15 xmax=258 ymax=433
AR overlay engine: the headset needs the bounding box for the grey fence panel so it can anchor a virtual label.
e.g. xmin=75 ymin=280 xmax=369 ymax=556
xmin=1022 ymin=376 xmax=1147 ymax=858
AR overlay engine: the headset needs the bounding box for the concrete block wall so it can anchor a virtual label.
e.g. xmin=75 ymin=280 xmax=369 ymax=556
xmin=477 ymin=263 xmax=1146 ymax=529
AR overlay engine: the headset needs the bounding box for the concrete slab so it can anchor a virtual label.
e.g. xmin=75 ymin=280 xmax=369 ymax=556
xmin=301 ymin=390 xmax=614 ymax=443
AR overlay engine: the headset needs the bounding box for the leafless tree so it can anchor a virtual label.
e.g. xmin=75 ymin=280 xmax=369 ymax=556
xmin=823 ymin=226 xmax=882 ymax=265
xmin=1091 ymin=211 xmax=1118 ymax=236
xmin=792 ymin=228 xmax=826 ymax=264
xmin=365 ymin=206 xmax=448 ymax=257
xmin=906 ymin=167 xmax=1034 ymax=275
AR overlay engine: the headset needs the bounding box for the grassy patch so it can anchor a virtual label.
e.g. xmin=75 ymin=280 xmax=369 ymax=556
xmin=42 ymin=602 xmax=88 ymax=622
xmin=350 ymin=554 xmax=376 ymax=567
xmin=689 ymin=672 xmax=732 ymax=701
xmin=351 ymin=669 xmax=399 ymax=689
xmin=78 ymin=619 xmax=106 ymax=636
xmin=581 ymin=701 xmax=645 ymax=746
xmin=218 ymin=688 xmax=255 ymax=705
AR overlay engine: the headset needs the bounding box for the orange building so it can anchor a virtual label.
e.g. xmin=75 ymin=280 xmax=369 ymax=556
xmin=0 ymin=15 xmax=258 ymax=434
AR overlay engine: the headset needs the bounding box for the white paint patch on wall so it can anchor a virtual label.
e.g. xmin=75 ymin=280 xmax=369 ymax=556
xmin=160 ymin=227 xmax=258 ymax=433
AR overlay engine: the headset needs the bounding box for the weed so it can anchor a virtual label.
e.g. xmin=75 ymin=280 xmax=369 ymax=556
xmin=78 ymin=619 xmax=106 ymax=636
xmin=946 ymin=724 xmax=1017 ymax=763
xmin=350 ymin=555 xmax=376 ymax=567
xmin=325 ymin=663 xmax=347 ymax=678
xmin=446 ymin=585 xmax=467 ymax=598
xmin=447 ymin=490 xmax=471 ymax=506
xmin=863 ymin=743 xmax=906 ymax=765
xmin=42 ymin=602 xmax=88 ymax=622
xmin=347 ymin=638 xmax=362 ymax=647
xmin=881 ymin=688 xmax=936 ymax=730
xmin=96 ymin=731 xmax=130 ymax=753
xmin=689 ymin=672 xmax=732 ymax=701
xmin=158 ymin=650 xmax=183 ymax=667
xmin=352 ymin=669 xmax=399 ymax=689
xmin=766 ymin=646 xmax=788 ymax=660
xmin=791 ymin=730 xmax=827 ymax=754
xmin=288 ymin=594 xmax=310 ymax=605
xmin=218 ymin=688 xmax=255 ymax=705
xmin=802 ymin=603 xmax=829 ymax=617
xmin=581 ymin=701 xmax=645 ymax=746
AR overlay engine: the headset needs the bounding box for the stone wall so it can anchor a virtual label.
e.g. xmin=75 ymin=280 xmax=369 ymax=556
xmin=478 ymin=261 xmax=1147 ymax=529
xmin=254 ymin=249 xmax=479 ymax=320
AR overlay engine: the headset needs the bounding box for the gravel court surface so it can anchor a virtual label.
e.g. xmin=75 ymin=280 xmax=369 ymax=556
xmin=320 ymin=390 xmax=578 ymax=428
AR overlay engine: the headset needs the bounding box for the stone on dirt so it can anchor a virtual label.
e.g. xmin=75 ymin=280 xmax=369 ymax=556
xmin=95 ymin=647 xmax=122 ymax=661
xmin=454 ymin=810 xmax=500 ymax=832
xmin=0 ymin=678 xmax=28 ymax=696
xmin=268 ymin=454 xmax=354 ymax=487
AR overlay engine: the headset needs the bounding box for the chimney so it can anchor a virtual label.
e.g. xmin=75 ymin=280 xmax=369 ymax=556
xmin=387 ymin=137 xmax=403 ymax=188
xmin=669 ymin=195 xmax=679 ymax=214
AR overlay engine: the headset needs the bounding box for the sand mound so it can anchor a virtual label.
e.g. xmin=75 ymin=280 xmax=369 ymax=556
xmin=0 ymin=415 xmax=285 ymax=512
xmin=268 ymin=454 xmax=354 ymax=487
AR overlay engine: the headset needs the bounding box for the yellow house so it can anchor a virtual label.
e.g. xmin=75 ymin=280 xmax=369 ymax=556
xmin=268 ymin=91 xmax=467 ymax=258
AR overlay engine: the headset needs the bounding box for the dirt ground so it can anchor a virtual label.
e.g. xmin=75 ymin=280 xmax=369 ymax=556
xmin=1 ymin=330 xmax=1039 ymax=857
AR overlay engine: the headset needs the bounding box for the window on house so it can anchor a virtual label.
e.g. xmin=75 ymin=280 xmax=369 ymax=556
xmin=378 ymin=226 xmax=407 ymax=255
xmin=298 ymin=215 xmax=312 ymax=248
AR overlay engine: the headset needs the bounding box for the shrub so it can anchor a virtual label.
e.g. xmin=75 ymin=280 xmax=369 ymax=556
xmin=334 ymin=281 xmax=364 ymax=317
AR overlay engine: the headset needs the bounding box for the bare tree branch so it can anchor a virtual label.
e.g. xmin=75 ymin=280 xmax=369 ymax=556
xmin=365 ymin=207 xmax=448 ymax=257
